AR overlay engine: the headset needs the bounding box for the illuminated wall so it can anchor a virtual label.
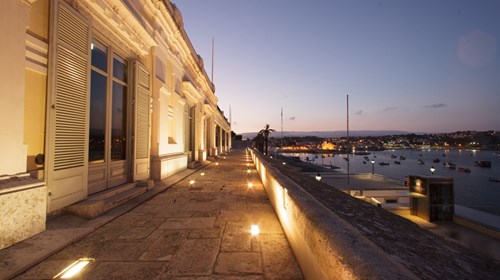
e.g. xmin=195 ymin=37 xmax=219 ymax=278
xmin=250 ymin=149 xmax=417 ymax=280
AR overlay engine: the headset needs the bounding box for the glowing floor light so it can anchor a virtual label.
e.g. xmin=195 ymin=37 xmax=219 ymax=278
xmin=54 ymin=258 xmax=94 ymax=279
xmin=189 ymin=180 xmax=195 ymax=185
xmin=250 ymin=225 xmax=260 ymax=236
xmin=247 ymin=169 xmax=251 ymax=174
xmin=248 ymin=182 xmax=254 ymax=188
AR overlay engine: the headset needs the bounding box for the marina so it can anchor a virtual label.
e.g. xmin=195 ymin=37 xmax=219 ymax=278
xmin=284 ymin=149 xmax=500 ymax=216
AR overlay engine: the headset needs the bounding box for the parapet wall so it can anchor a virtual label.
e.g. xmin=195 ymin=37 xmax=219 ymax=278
xmin=250 ymin=149 xmax=417 ymax=280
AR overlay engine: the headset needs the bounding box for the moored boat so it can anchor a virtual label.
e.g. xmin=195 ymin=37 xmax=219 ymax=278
xmin=458 ymin=167 xmax=471 ymax=173
xmin=433 ymin=158 xmax=440 ymax=163
xmin=474 ymin=160 xmax=492 ymax=168
xmin=394 ymin=161 xmax=401 ymax=165
xmin=444 ymin=162 xmax=456 ymax=169
xmin=379 ymin=162 xmax=390 ymax=166
xmin=417 ymin=159 xmax=425 ymax=165
xmin=489 ymin=177 xmax=500 ymax=182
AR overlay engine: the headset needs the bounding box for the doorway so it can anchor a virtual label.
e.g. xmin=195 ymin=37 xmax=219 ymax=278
xmin=87 ymin=40 xmax=130 ymax=194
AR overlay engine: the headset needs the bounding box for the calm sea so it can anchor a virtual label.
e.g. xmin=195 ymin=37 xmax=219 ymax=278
xmin=284 ymin=149 xmax=500 ymax=216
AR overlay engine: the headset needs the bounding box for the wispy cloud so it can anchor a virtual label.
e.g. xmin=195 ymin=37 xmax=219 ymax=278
xmin=423 ymin=103 xmax=447 ymax=109
xmin=354 ymin=110 xmax=363 ymax=116
xmin=383 ymin=107 xmax=398 ymax=113
xmin=289 ymin=116 xmax=296 ymax=120
xmin=233 ymin=121 xmax=238 ymax=125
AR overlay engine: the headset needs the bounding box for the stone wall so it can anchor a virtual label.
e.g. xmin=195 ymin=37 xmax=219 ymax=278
xmin=0 ymin=176 xmax=46 ymax=250
xmin=250 ymin=149 xmax=500 ymax=279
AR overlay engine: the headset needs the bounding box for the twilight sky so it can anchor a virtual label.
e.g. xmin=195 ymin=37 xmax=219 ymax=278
xmin=173 ymin=0 xmax=500 ymax=134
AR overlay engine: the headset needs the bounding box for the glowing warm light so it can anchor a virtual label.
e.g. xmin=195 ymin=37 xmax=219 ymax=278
xmin=201 ymin=173 xmax=205 ymax=176
xmin=54 ymin=258 xmax=93 ymax=279
xmin=246 ymin=163 xmax=250 ymax=166
xmin=189 ymin=180 xmax=195 ymax=185
xmin=282 ymin=162 xmax=286 ymax=165
xmin=215 ymin=162 xmax=219 ymax=166
xmin=250 ymin=225 xmax=260 ymax=236
xmin=248 ymin=182 xmax=254 ymax=188
xmin=315 ymin=172 xmax=322 ymax=181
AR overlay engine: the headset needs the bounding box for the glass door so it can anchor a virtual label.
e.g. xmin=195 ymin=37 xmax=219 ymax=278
xmin=88 ymin=40 xmax=129 ymax=194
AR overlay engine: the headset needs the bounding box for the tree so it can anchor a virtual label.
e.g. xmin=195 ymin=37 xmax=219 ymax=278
xmin=258 ymin=124 xmax=276 ymax=155
xmin=252 ymin=133 xmax=265 ymax=153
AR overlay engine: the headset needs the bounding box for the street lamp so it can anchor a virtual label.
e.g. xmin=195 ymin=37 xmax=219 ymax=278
xmin=315 ymin=172 xmax=322 ymax=181
xmin=371 ymin=160 xmax=375 ymax=174
xmin=430 ymin=166 xmax=436 ymax=175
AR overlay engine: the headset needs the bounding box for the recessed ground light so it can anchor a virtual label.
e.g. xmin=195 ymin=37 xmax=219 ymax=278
xmin=250 ymin=225 xmax=260 ymax=236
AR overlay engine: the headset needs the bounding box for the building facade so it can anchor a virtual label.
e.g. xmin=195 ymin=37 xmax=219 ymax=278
xmin=0 ymin=0 xmax=231 ymax=249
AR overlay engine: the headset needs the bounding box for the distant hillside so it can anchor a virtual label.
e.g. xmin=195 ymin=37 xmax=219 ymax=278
xmin=240 ymin=130 xmax=414 ymax=140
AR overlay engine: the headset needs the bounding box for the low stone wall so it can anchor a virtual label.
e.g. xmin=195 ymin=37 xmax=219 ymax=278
xmin=0 ymin=175 xmax=46 ymax=250
xmin=250 ymin=149 xmax=500 ymax=279
xmin=250 ymin=150 xmax=417 ymax=280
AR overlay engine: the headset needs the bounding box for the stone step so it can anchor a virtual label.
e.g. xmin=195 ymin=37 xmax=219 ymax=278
xmin=88 ymin=183 xmax=137 ymax=201
xmin=188 ymin=161 xmax=201 ymax=169
xmin=65 ymin=183 xmax=148 ymax=219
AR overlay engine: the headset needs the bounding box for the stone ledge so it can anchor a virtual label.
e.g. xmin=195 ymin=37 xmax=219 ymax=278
xmin=250 ymin=149 xmax=500 ymax=279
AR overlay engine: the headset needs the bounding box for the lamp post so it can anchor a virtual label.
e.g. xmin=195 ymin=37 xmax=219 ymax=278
xmin=315 ymin=172 xmax=322 ymax=182
xmin=430 ymin=166 xmax=435 ymax=175
xmin=371 ymin=160 xmax=375 ymax=174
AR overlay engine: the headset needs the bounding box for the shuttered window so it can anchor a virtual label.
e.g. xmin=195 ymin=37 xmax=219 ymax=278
xmin=53 ymin=4 xmax=89 ymax=171
xmin=136 ymin=67 xmax=150 ymax=159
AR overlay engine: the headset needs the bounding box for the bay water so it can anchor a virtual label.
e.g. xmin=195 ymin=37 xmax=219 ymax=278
xmin=284 ymin=150 xmax=500 ymax=216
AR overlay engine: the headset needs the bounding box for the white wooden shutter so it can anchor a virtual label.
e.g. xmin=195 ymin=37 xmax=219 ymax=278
xmin=133 ymin=62 xmax=151 ymax=181
xmin=46 ymin=1 xmax=90 ymax=211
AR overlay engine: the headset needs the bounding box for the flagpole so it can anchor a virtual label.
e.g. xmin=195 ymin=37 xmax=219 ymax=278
xmin=347 ymin=94 xmax=350 ymax=185
xmin=281 ymin=107 xmax=283 ymax=155
xmin=211 ymin=36 xmax=214 ymax=83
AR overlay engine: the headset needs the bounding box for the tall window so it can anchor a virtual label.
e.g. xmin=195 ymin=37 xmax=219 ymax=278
xmin=89 ymin=41 xmax=108 ymax=162
xmin=111 ymin=56 xmax=128 ymax=160
xmin=89 ymin=40 xmax=128 ymax=163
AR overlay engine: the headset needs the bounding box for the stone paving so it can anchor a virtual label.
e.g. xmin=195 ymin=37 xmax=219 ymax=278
xmin=14 ymin=149 xmax=303 ymax=279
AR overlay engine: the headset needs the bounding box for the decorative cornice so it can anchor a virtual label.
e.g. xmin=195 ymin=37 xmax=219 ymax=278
xmin=76 ymin=0 xmax=156 ymax=56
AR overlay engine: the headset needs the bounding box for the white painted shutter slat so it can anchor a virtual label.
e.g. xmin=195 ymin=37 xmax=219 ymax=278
xmin=46 ymin=1 xmax=90 ymax=211
xmin=133 ymin=63 xmax=151 ymax=180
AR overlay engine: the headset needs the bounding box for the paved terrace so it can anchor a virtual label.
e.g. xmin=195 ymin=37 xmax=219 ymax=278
xmin=10 ymin=149 xmax=303 ymax=279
